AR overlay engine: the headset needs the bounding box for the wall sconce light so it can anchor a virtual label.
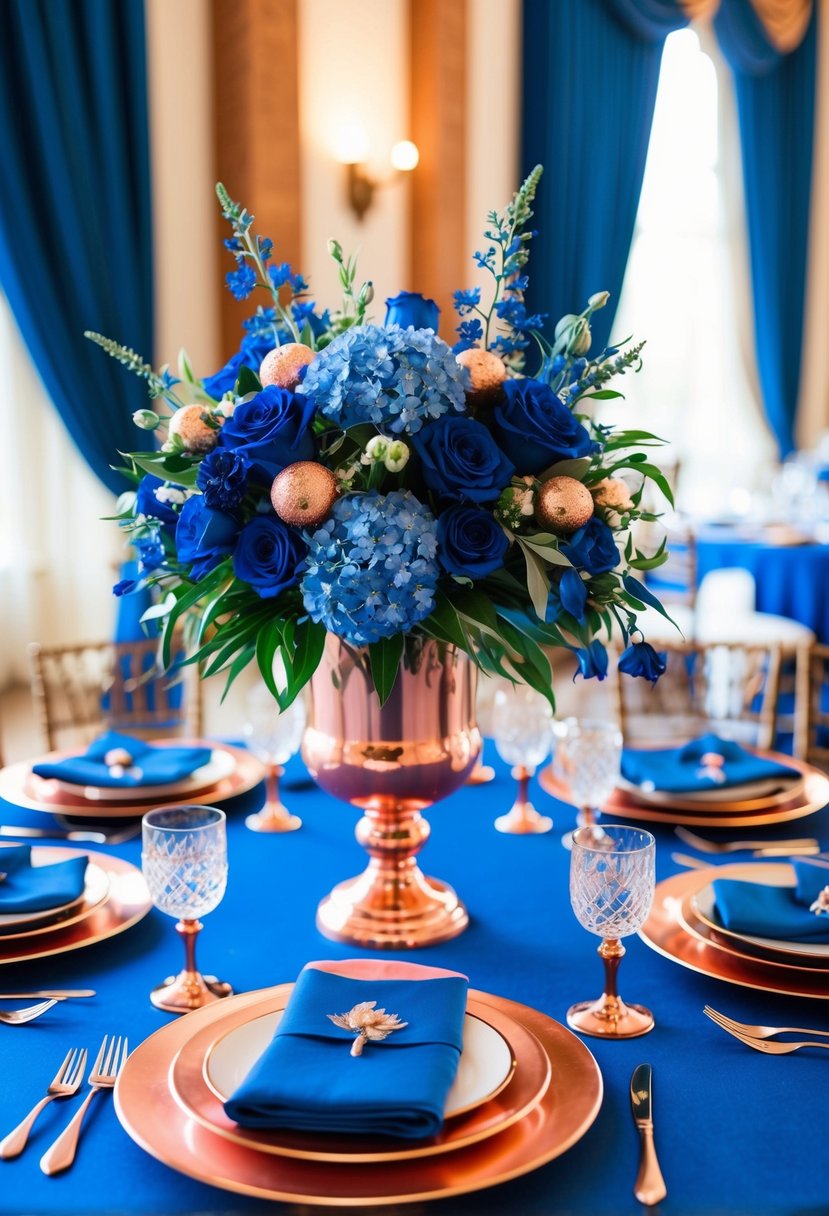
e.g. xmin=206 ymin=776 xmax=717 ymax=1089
xmin=339 ymin=138 xmax=420 ymax=223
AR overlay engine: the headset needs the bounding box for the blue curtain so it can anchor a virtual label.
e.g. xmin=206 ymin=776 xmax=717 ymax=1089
xmin=0 ymin=0 xmax=153 ymax=494
xmin=521 ymin=0 xmax=687 ymax=355
xmin=715 ymin=1 xmax=818 ymax=458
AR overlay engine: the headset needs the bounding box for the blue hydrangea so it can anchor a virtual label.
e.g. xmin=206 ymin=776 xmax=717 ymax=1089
xmin=297 ymin=324 xmax=468 ymax=434
xmin=301 ymin=490 xmax=440 ymax=645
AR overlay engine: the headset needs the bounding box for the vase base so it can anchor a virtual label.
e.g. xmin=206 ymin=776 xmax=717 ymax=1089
xmin=316 ymin=873 xmax=469 ymax=950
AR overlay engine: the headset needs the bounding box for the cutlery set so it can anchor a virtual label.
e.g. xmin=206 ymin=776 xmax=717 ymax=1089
xmin=674 ymin=827 xmax=821 ymax=857
xmin=1 ymin=1035 xmax=128 ymax=1174
xmin=705 ymin=1006 xmax=829 ymax=1054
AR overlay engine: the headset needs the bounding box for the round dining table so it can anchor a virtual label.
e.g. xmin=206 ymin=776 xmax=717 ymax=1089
xmin=0 ymin=745 xmax=826 ymax=1215
xmin=695 ymin=527 xmax=829 ymax=642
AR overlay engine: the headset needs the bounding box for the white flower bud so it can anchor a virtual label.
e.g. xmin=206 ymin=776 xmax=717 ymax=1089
xmin=327 ymin=238 xmax=343 ymax=260
xmin=133 ymin=408 xmax=160 ymax=430
xmin=364 ymin=435 xmax=390 ymax=463
xmin=384 ymin=440 xmax=410 ymax=473
xmin=588 ymin=291 xmax=610 ymax=310
xmin=359 ymin=280 xmax=375 ymax=306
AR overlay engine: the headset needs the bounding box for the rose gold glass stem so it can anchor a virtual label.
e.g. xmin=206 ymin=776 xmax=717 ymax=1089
xmin=149 ymin=918 xmax=233 ymax=1014
xmin=495 ymin=767 xmax=553 ymax=834
xmin=566 ymin=938 xmax=654 ymax=1038
xmin=577 ymin=805 xmax=597 ymax=829
xmin=246 ymin=764 xmax=302 ymax=833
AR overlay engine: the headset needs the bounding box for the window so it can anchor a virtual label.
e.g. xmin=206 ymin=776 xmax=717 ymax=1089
xmin=611 ymin=27 xmax=777 ymax=516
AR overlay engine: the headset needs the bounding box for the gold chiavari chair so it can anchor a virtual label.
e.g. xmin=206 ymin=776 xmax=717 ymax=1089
xmin=804 ymin=642 xmax=829 ymax=771
xmin=28 ymin=638 xmax=203 ymax=753
xmin=610 ymin=639 xmax=782 ymax=751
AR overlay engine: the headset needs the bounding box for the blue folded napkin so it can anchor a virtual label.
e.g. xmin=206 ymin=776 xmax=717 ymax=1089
xmin=31 ymin=731 xmax=212 ymax=789
xmin=712 ymin=858 xmax=829 ymax=943
xmin=224 ymin=964 xmax=469 ymax=1139
xmin=621 ymin=734 xmax=797 ymax=794
xmin=0 ymin=846 xmax=88 ymax=914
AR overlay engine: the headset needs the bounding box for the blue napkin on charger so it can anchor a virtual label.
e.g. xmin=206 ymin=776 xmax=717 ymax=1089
xmin=31 ymin=731 xmax=212 ymax=789
xmin=224 ymin=964 xmax=469 ymax=1139
xmin=621 ymin=734 xmax=798 ymax=794
xmin=712 ymin=858 xmax=829 ymax=943
xmin=0 ymin=845 xmax=88 ymax=914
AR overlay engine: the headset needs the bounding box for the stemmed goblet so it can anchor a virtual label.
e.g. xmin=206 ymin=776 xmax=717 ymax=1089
xmin=492 ymin=685 xmax=553 ymax=834
xmin=141 ymin=805 xmax=232 ymax=1014
xmin=243 ymin=683 xmax=306 ymax=833
xmin=553 ymin=718 xmax=622 ymax=848
xmin=567 ymin=824 xmax=656 ymax=1038
xmin=466 ymin=672 xmax=496 ymax=785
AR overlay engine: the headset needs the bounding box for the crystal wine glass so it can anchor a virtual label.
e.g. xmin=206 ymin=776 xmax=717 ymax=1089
xmin=553 ymin=718 xmax=622 ymax=848
xmin=467 ymin=672 xmax=496 ymax=784
xmin=243 ymin=683 xmax=306 ymax=832
xmin=141 ymin=805 xmax=232 ymax=1014
xmin=568 ymin=824 xmax=656 ymax=1038
xmin=491 ymin=685 xmax=554 ymax=834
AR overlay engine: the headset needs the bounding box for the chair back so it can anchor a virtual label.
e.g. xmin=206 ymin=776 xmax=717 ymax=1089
xmin=805 ymin=643 xmax=829 ymax=770
xmin=611 ymin=639 xmax=781 ymax=750
xmin=642 ymin=517 xmax=698 ymax=611
xmin=28 ymin=638 xmax=203 ymax=752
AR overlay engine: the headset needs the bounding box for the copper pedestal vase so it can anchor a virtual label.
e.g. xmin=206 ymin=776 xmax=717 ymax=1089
xmin=302 ymin=636 xmax=481 ymax=949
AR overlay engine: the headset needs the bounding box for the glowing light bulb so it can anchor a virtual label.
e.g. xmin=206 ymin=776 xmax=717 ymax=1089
xmin=390 ymin=140 xmax=419 ymax=172
xmin=333 ymin=122 xmax=370 ymax=165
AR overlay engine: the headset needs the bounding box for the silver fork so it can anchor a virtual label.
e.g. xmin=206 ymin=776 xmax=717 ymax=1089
xmin=675 ymin=827 xmax=819 ymax=854
xmin=705 ymin=1019 xmax=829 ymax=1055
xmin=40 ymin=1035 xmax=128 ymax=1175
xmin=0 ymin=999 xmax=58 ymax=1025
xmin=704 ymin=1005 xmax=829 ymax=1040
xmin=0 ymin=1047 xmax=87 ymax=1159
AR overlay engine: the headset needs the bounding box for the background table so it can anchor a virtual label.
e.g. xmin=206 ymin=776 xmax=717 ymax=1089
xmin=0 ymin=746 xmax=827 ymax=1216
xmin=696 ymin=529 xmax=829 ymax=642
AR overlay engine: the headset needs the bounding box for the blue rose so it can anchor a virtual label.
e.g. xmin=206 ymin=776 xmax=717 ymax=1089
xmin=561 ymin=517 xmax=620 ymax=574
xmin=136 ymin=474 xmax=179 ymax=527
xmin=197 ymin=449 xmax=248 ymax=512
xmin=232 ymin=515 xmax=306 ymax=599
xmin=437 ymin=505 xmax=509 ymax=578
xmin=491 ymin=379 xmax=594 ymax=475
xmin=618 ymin=641 xmax=666 ymax=684
xmin=547 ymin=568 xmax=587 ymax=623
xmin=385 ymin=291 xmax=440 ymax=331
xmin=218 ymin=386 xmax=316 ymax=482
xmin=412 ymin=416 xmax=514 ymax=504
xmin=574 ymin=640 xmax=608 ymax=681
xmin=175 ymin=496 xmax=239 ymax=580
xmin=137 ymin=532 xmax=166 ymax=574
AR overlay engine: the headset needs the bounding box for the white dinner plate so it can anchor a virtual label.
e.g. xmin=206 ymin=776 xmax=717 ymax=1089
xmin=204 ymin=1008 xmax=515 ymax=1121
xmin=693 ymin=877 xmax=829 ymax=962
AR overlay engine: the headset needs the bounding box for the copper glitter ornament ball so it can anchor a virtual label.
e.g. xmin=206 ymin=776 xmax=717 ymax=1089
xmin=167 ymin=404 xmax=219 ymax=454
xmin=455 ymin=348 xmax=507 ymax=405
xmin=259 ymin=343 xmax=315 ymax=392
xmin=270 ymin=462 xmax=338 ymax=528
xmin=592 ymin=477 xmax=634 ymax=513
xmin=535 ymin=476 xmax=594 ymax=534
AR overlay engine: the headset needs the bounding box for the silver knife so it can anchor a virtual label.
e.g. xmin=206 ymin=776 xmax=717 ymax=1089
xmin=1 ymin=825 xmax=123 ymax=845
xmin=0 ymin=991 xmax=96 ymax=999
xmin=630 ymin=1063 xmax=667 ymax=1207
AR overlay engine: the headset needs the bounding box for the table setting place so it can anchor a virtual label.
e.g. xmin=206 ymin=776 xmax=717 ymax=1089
xmin=0 ymin=711 xmax=827 ymax=1215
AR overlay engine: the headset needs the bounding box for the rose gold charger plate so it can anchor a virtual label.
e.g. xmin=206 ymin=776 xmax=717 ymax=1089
xmin=639 ymin=862 xmax=829 ymax=999
xmin=0 ymin=742 xmax=265 ymax=820
xmin=115 ymin=984 xmax=603 ymax=1207
xmin=0 ymin=847 xmax=151 ymax=965
xmin=540 ymin=751 xmax=828 ymax=829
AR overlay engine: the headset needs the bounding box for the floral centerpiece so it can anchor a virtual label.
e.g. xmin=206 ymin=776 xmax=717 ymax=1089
xmin=89 ymin=166 xmax=670 ymax=710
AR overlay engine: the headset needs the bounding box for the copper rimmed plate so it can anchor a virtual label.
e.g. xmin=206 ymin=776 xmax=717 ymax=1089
xmin=541 ymin=752 xmax=825 ymax=827
xmin=639 ymin=863 xmax=829 ymax=999
xmin=689 ymin=868 xmax=829 ymax=968
xmin=0 ymin=848 xmax=150 ymax=965
xmin=169 ymin=993 xmax=545 ymax=1163
xmin=115 ymin=986 xmax=603 ymax=1207
xmin=0 ymin=743 xmax=264 ymax=820
xmin=0 ymin=855 xmax=110 ymax=941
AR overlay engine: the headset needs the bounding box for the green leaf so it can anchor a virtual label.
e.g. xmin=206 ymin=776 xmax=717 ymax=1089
xmin=255 ymin=617 xmax=284 ymax=701
xmin=139 ymin=593 xmax=176 ymax=624
xmin=516 ymin=539 xmax=551 ymax=621
xmin=368 ymin=634 xmax=404 ymax=706
xmin=536 ymin=457 xmax=592 ymax=482
xmin=235 ymin=365 xmax=262 ymax=396
xmin=520 ymin=536 xmax=572 ymax=565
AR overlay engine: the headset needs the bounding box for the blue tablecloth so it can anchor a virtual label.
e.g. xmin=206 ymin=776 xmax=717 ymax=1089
xmin=696 ymin=530 xmax=829 ymax=642
xmin=0 ymin=746 xmax=827 ymax=1216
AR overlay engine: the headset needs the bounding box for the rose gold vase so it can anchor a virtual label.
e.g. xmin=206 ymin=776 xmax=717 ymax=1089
xmin=302 ymin=635 xmax=481 ymax=949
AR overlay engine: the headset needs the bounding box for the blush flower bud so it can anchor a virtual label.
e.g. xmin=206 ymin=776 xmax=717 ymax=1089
xmin=133 ymin=408 xmax=160 ymax=430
